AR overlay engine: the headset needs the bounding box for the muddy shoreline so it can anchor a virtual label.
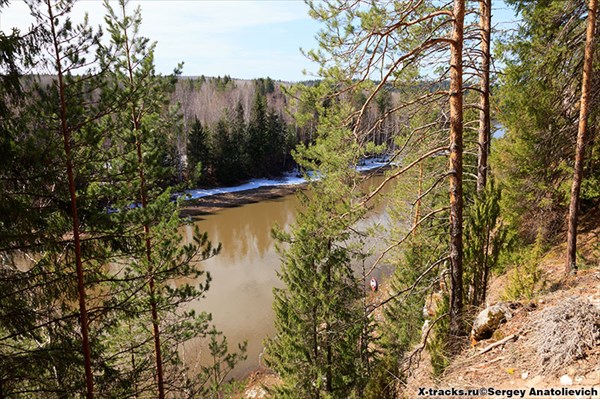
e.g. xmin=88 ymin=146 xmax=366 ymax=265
xmin=179 ymin=167 xmax=391 ymax=218
xmin=180 ymin=184 xmax=303 ymax=218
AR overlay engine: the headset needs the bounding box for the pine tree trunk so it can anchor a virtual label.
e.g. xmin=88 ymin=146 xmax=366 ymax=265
xmin=566 ymin=0 xmax=598 ymax=274
xmin=45 ymin=2 xmax=95 ymax=397
xmin=449 ymin=0 xmax=465 ymax=337
xmin=477 ymin=0 xmax=491 ymax=194
xmin=133 ymin=77 xmax=166 ymax=399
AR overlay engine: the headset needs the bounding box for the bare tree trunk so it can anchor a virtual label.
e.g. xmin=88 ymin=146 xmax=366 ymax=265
xmin=566 ymin=0 xmax=598 ymax=274
xmin=477 ymin=0 xmax=492 ymax=194
xmin=325 ymin=240 xmax=333 ymax=394
xmin=46 ymin=1 xmax=94 ymax=396
xmin=449 ymin=0 xmax=465 ymax=337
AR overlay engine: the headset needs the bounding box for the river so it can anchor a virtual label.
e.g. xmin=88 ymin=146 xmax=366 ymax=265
xmin=181 ymin=174 xmax=393 ymax=379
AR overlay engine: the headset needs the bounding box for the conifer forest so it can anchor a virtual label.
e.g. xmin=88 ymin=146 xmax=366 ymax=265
xmin=0 ymin=0 xmax=598 ymax=398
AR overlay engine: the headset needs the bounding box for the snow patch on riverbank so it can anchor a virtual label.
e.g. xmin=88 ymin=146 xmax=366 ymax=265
xmin=184 ymin=158 xmax=391 ymax=200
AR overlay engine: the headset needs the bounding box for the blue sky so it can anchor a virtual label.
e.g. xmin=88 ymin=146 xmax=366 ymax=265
xmin=1 ymin=1 xmax=518 ymax=82
xmin=1 ymin=0 xmax=322 ymax=81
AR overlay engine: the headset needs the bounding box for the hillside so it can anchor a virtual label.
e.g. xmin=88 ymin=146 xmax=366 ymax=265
xmin=173 ymin=76 xmax=292 ymax=128
xmin=237 ymin=208 xmax=600 ymax=399
xmin=405 ymin=237 xmax=599 ymax=398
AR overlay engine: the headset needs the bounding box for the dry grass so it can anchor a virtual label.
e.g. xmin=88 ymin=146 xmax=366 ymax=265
xmin=530 ymin=297 xmax=600 ymax=375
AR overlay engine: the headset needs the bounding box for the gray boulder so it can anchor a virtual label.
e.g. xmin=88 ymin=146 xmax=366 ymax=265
xmin=471 ymin=303 xmax=512 ymax=341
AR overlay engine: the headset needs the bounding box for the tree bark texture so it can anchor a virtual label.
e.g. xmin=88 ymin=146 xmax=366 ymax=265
xmin=449 ymin=0 xmax=465 ymax=337
xmin=566 ymin=0 xmax=598 ymax=274
xmin=477 ymin=0 xmax=492 ymax=194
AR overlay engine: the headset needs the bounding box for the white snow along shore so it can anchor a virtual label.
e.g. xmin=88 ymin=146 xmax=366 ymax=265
xmin=184 ymin=157 xmax=391 ymax=200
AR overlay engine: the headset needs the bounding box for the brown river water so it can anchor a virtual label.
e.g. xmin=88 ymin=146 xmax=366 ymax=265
xmin=181 ymin=175 xmax=393 ymax=379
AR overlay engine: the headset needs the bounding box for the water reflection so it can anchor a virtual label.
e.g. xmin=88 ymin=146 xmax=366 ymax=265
xmin=182 ymin=174 xmax=393 ymax=379
xmin=182 ymin=194 xmax=299 ymax=378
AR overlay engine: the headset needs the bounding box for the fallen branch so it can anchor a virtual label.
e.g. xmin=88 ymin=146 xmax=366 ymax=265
xmin=475 ymin=334 xmax=518 ymax=356
xmin=481 ymin=355 xmax=505 ymax=365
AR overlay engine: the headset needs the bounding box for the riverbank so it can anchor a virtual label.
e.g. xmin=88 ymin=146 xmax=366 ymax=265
xmin=180 ymin=183 xmax=301 ymax=217
xmin=180 ymin=160 xmax=393 ymax=217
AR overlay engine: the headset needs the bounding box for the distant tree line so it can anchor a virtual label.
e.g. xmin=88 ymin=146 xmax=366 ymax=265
xmin=186 ymin=87 xmax=296 ymax=186
xmin=172 ymin=76 xmax=408 ymax=188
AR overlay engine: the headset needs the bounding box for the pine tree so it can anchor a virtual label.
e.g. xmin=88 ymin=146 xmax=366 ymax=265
xmin=247 ymin=92 xmax=268 ymax=177
xmin=212 ymin=116 xmax=239 ymax=184
xmin=464 ymin=183 xmax=510 ymax=307
xmin=0 ymin=1 xmax=249 ymax=396
xmin=266 ymin=81 xmax=371 ymax=399
xmin=448 ymin=0 xmax=466 ymax=337
xmin=0 ymin=0 xmax=123 ymax=396
xmin=102 ymin=1 xmax=222 ymax=396
xmin=231 ymin=100 xmax=250 ymax=179
xmin=187 ymin=117 xmax=210 ymax=185
xmin=302 ymin=0 xmax=470 ymax=345
xmin=267 ymin=186 xmax=369 ymax=399
xmin=476 ymin=0 xmax=492 ymax=194
xmin=265 ymin=109 xmax=288 ymax=174
xmin=496 ymin=0 xmax=600 ymax=242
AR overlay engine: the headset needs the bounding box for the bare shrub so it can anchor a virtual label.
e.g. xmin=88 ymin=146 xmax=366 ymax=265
xmin=531 ymin=297 xmax=600 ymax=375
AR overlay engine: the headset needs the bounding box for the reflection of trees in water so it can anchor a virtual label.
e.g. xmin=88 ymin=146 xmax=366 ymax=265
xmin=180 ymin=196 xmax=301 ymax=379
xmin=193 ymin=195 xmax=299 ymax=264
xmin=184 ymin=176 xmax=391 ymax=267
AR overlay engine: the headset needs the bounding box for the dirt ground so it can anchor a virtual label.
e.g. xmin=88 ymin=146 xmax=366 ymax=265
xmin=403 ymin=268 xmax=600 ymax=398
xmin=403 ymin=211 xmax=600 ymax=399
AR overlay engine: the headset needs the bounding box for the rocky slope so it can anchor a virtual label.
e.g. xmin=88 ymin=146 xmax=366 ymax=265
xmin=404 ymin=213 xmax=600 ymax=398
